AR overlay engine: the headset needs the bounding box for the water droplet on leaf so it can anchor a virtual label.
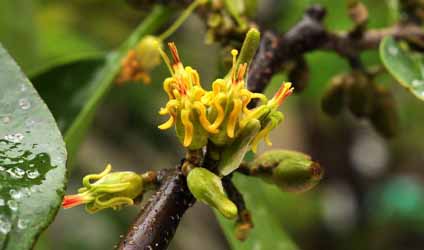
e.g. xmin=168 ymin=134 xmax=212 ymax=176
xmin=7 ymin=199 xmax=18 ymax=211
xmin=18 ymin=98 xmax=31 ymax=110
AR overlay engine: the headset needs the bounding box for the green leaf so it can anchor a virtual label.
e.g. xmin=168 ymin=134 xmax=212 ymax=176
xmin=0 ymin=44 xmax=67 ymax=250
xmin=380 ymin=36 xmax=424 ymax=101
xmin=216 ymin=174 xmax=299 ymax=250
xmin=31 ymin=6 xmax=171 ymax=164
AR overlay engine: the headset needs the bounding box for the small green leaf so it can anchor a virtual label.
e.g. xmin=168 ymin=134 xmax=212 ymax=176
xmin=0 ymin=44 xmax=67 ymax=250
xmin=218 ymin=119 xmax=260 ymax=176
xmin=380 ymin=36 xmax=424 ymax=101
xmin=216 ymin=174 xmax=299 ymax=250
xmin=31 ymin=6 xmax=171 ymax=164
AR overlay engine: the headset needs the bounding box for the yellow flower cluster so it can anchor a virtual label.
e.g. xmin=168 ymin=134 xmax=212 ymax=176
xmin=158 ymin=42 xmax=293 ymax=151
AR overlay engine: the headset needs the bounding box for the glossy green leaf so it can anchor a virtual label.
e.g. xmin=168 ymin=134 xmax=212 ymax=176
xmin=0 ymin=44 xmax=67 ymax=250
xmin=380 ymin=36 xmax=424 ymax=101
xmin=31 ymin=6 xmax=171 ymax=164
xmin=216 ymin=174 xmax=299 ymax=250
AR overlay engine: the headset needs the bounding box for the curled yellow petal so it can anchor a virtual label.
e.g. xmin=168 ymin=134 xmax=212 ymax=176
xmin=83 ymin=164 xmax=112 ymax=188
xmin=163 ymin=78 xmax=176 ymax=99
xmin=181 ymin=109 xmax=194 ymax=147
xmin=227 ymin=99 xmax=242 ymax=138
xmin=158 ymin=116 xmax=175 ymax=130
xmin=193 ymin=102 xmax=218 ymax=134
xmin=210 ymin=94 xmax=226 ymax=130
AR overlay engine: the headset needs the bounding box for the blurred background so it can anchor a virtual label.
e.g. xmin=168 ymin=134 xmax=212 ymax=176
xmin=1 ymin=0 xmax=424 ymax=249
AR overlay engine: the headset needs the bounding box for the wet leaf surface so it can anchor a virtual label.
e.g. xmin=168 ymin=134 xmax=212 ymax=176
xmin=0 ymin=44 xmax=67 ymax=250
xmin=380 ymin=36 xmax=424 ymax=101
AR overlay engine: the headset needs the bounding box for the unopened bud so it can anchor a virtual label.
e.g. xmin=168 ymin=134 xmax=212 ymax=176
xmin=370 ymin=86 xmax=399 ymax=138
xmin=321 ymin=75 xmax=347 ymax=116
xmin=347 ymin=71 xmax=374 ymax=118
xmin=187 ymin=167 xmax=238 ymax=219
xmin=250 ymin=150 xmax=323 ymax=193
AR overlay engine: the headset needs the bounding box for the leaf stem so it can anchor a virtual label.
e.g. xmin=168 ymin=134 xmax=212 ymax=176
xmin=158 ymin=0 xmax=207 ymax=41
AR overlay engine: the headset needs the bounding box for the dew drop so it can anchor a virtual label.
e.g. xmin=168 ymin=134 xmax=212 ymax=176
xmin=7 ymin=199 xmax=18 ymax=211
xmin=20 ymin=84 xmax=27 ymax=92
xmin=17 ymin=219 xmax=28 ymax=230
xmin=388 ymin=46 xmax=399 ymax=56
xmin=7 ymin=167 xmax=25 ymax=179
xmin=10 ymin=189 xmax=23 ymax=200
xmin=26 ymin=169 xmax=40 ymax=179
xmin=0 ymin=216 xmax=11 ymax=234
xmin=4 ymin=133 xmax=24 ymax=143
xmin=18 ymin=98 xmax=31 ymax=110
xmin=2 ymin=116 xmax=11 ymax=124
xmin=25 ymin=119 xmax=35 ymax=128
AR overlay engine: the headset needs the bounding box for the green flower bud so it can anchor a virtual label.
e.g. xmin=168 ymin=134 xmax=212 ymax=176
xmin=250 ymin=150 xmax=323 ymax=193
xmin=136 ymin=35 xmax=163 ymax=71
xmin=62 ymin=164 xmax=144 ymax=213
xmin=187 ymin=168 xmax=238 ymax=219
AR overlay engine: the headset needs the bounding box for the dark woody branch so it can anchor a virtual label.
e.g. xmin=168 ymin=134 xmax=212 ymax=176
xmin=248 ymin=5 xmax=424 ymax=97
xmin=119 ymin=166 xmax=195 ymax=250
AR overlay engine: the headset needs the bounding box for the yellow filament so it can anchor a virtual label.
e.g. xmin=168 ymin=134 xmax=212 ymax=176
xmin=231 ymin=49 xmax=239 ymax=82
xmin=158 ymin=47 xmax=174 ymax=75
xmin=227 ymin=99 xmax=242 ymax=138
xmin=181 ymin=109 xmax=194 ymax=147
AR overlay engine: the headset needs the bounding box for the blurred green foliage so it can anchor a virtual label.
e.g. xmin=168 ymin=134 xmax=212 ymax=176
xmin=1 ymin=0 xmax=424 ymax=250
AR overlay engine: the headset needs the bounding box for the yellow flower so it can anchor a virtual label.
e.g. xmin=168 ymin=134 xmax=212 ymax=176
xmin=205 ymin=49 xmax=267 ymax=145
xmin=157 ymin=42 xmax=293 ymax=152
xmin=158 ymin=42 xmax=211 ymax=149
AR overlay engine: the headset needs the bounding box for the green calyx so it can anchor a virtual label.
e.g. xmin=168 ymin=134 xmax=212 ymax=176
xmin=187 ymin=167 xmax=238 ymax=219
xmin=249 ymin=150 xmax=324 ymax=193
